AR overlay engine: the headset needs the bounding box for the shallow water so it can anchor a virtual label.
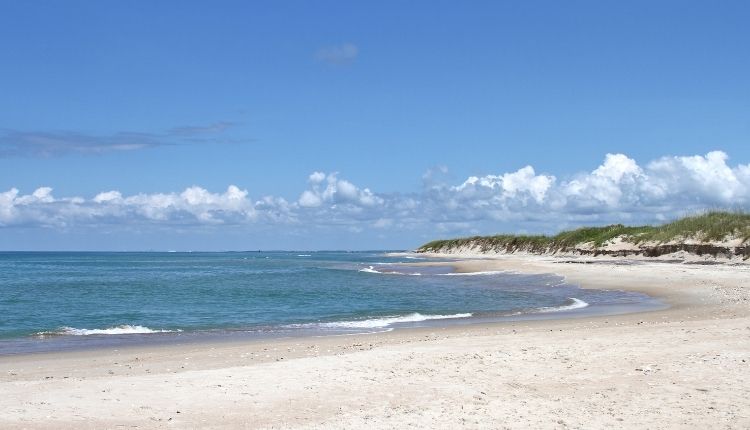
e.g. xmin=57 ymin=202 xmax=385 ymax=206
xmin=0 ymin=251 xmax=662 ymax=354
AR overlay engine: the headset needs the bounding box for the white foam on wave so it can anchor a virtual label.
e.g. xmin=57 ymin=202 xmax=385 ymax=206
xmin=297 ymin=254 xmax=312 ymax=257
xmin=38 ymin=325 xmax=182 ymax=336
xmin=438 ymin=270 xmax=507 ymax=276
xmin=358 ymin=266 xmax=422 ymax=276
xmin=536 ymin=298 xmax=589 ymax=313
xmin=318 ymin=312 xmax=473 ymax=329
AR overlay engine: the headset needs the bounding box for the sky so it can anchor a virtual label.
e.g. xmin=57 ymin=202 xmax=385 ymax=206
xmin=1 ymin=1 xmax=749 ymax=251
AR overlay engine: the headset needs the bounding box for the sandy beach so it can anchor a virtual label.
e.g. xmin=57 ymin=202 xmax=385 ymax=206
xmin=1 ymin=255 xmax=749 ymax=429
xmin=5 ymin=1 xmax=750 ymax=428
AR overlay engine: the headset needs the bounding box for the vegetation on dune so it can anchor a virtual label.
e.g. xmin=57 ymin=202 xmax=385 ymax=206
xmin=417 ymin=211 xmax=750 ymax=253
xmin=634 ymin=211 xmax=750 ymax=244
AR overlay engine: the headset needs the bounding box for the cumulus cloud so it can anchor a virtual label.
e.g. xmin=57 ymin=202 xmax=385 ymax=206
xmin=93 ymin=191 xmax=123 ymax=203
xmin=451 ymin=151 xmax=748 ymax=219
xmin=452 ymin=166 xmax=555 ymax=205
xmin=308 ymin=171 xmax=326 ymax=183
xmin=645 ymin=150 xmax=747 ymax=203
xmin=315 ymin=43 xmax=358 ymax=65
xmin=297 ymin=172 xmax=383 ymax=208
xmin=0 ymin=185 xmax=255 ymax=227
xmin=1 ymin=151 xmax=749 ymax=235
xmin=298 ymin=191 xmax=323 ymax=208
xmin=561 ymin=153 xmax=646 ymax=209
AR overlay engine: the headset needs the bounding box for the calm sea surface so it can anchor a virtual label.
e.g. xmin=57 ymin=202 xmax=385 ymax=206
xmin=0 ymin=251 xmax=662 ymax=354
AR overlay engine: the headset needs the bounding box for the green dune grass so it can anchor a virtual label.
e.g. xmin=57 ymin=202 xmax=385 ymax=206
xmin=417 ymin=211 xmax=750 ymax=253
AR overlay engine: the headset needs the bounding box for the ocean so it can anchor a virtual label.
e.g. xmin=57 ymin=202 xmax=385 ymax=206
xmin=0 ymin=251 xmax=661 ymax=354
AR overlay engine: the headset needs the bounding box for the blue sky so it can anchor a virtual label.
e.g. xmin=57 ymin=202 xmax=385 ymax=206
xmin=1 ymin=1 xmax=749 ymax=250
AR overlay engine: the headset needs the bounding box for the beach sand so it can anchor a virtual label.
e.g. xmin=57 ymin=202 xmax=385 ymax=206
xmin=1 ymin=255 xmax=749 ymax=429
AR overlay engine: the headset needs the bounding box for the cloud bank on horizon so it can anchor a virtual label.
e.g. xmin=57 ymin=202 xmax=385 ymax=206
xmin=1 ymin=151 xmax=749 ymax=236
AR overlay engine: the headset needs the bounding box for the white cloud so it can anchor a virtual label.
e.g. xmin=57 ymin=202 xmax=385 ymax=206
xmin=646 ymin=150 xmax=747 ymax=203
xmin=562 ymin=153 xmax=645 ymax=208
xmin=15 ymin=187 xmax=55 ymax=205
xmin=593 ymin=153 xmax=643 ymax=182
xmin=298 ymin=190 xmax=322 ymax=208
xmin=0 ymin=185 xmax=255 ymax=227
xmin=452 ymin=166 xmax=555 ymax=205
xmin=1 ymin=151 xmax=749 ymax=235
xmin=93 ymin=190 xmax=122 ymax=203
xmin=297 ymin=172 xmax=384 ymax=209
xmin=0 ymin=188 xmax=20 ymax=224
xmin=500 ymin=166 xmax=555 ymax=204
xmin=436 ymin=151 xmax=750 ymax=224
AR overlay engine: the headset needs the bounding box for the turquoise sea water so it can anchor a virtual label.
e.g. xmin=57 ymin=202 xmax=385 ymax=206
xmin=0 ymin=252 xmax=661 ymax=354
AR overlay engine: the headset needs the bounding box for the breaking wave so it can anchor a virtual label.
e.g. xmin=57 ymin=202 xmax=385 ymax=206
xmin=438 ymin=270 xmax=508 ymax=276
xmin=535 ymin=298 xmax=589 ymax=313
xmin=36 ymin=325 xmax=182 ymax=336
xmin=358 ymin=266 xmax=422 ymax=276
xmin=296 ymin=312 xmax=473 ymax=330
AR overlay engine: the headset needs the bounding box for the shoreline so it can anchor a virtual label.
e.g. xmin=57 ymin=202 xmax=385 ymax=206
xmin=0 ymin=256 xmax=664 ymax=357
xmin=2 ymin=255 xmax=749 ymax=428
